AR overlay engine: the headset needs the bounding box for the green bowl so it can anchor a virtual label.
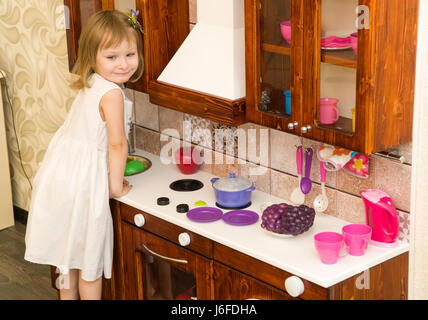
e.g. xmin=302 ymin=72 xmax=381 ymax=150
xmin=125 ymin=160 xmax=145 ymax=176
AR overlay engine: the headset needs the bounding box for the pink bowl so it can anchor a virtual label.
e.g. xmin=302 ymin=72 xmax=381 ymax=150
xmin=280 ymin=21 xmax=291 ymax=44
xmin=350 ymin=32 xmax=358 ymax=53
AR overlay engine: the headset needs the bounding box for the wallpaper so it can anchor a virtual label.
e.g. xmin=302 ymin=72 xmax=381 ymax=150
xmin=0 ymin=0 xmax=75 ymax=210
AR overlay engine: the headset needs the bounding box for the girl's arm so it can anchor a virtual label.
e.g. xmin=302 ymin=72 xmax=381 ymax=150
xmin=100 ymin=89 xmax=132 ymax=198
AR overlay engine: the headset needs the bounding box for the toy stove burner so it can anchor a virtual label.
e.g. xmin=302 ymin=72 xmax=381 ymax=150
xmin=169 ymin=179 xmax=204 ymax=192
xmin=215 ymin=202 xmax=252 ymax=210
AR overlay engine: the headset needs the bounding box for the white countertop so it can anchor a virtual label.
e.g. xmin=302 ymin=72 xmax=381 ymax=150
xmin=117 ymin=149 xmax=409 ymax=288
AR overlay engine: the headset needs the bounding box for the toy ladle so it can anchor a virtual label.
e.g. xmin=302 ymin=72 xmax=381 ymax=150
xmin=300 ymin=148 xmax=313 ymax=194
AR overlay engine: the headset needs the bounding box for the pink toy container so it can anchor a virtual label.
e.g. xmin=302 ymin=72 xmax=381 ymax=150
xmin=280 ymin=21 xmax=291 ymax=44
xmin=314 ymin=232 xmax=346 ymax=264
xmin=360 ymin=189 xmax=399 ymax=247
xmin=350 ymin=32 xmax=358 ymax=53
xmin=342 ymin=224 xmax=372 ymax=256
xmin=319 ymin=98 xmax=339 ymax=125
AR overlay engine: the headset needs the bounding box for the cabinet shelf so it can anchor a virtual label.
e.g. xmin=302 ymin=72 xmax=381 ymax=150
xmin=258 ymin=107 xmax=291 ymax=120
xmin=262 ymin=43 xmax=356 ymax=69
xmin=262 ymin=42 xmax=291 ymax=56
xmin=321 ymin=49 xmax=357 ymax=69
xmin=315 ymin=117 xmax=354 ymax=136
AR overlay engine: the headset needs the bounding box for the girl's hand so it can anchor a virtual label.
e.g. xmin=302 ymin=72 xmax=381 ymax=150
xmin=110 ymin=180 xmax=133 ymax=198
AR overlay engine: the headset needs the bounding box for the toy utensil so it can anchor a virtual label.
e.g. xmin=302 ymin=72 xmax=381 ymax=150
xmin=313 ymin=161 xmax=328 ymax=212
xmin=300 ymin=147 xmax=313 ymax=194
xmin=289 ymin=146 xmax=305 ymax=205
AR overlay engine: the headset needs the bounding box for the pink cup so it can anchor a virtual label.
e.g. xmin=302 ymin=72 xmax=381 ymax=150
xmin=320 ymin=98 xmax=339 ymax=125
xmin=314 ymin=232 xmax=347 ymax=264
xmin=342 ymin=224 xmax=372 ymax=256
xmin=280 ymin=21 xmax=291 ymax=44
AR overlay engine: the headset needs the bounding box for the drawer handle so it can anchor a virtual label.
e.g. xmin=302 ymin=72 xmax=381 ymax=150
xmin=178 ymin=232 xmax=191 ymax=247
xmin=284 ymin=276 xmax=305 ymax=297
xmin=141 ymin=242 xmax=188 ymax=264
xmin=134 ymin=214 xmax=145 ymax=227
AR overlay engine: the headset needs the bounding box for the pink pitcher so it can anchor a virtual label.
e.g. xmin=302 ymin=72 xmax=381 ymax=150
xmin=320 ymin=98 xmax=339 ymax=125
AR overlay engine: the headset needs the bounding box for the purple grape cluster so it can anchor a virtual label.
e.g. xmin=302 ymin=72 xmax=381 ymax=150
xmin=261 ymin=203 xmax=315 ymax=236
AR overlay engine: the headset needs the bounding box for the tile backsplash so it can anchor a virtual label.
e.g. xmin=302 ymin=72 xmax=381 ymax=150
xmin=126 ymin=89 xmax=412 ymax=242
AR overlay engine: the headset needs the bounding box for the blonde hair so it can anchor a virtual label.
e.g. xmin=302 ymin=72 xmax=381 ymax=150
xmin=70 ymin=10 xmax=144 ymax=90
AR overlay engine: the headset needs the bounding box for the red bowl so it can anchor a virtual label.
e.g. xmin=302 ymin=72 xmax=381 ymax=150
xmin=175 ymin=147 xmax=200 ymax=174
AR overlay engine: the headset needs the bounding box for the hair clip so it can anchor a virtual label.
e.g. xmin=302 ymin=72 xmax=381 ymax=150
xmin=126 ymin=9 xmax=144 ymax=34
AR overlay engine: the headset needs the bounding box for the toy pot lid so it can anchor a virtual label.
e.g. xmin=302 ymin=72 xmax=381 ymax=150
xmin=211 ymin=173 xmax=253 ymax=192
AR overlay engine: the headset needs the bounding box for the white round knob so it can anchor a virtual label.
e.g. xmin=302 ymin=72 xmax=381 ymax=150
xmin=178 ymin=232 xmax=191 ymax=246
xmin=134 ymin=214 xmax=145 ymax=227
xmin=284 ymin=276 xmax=305 ymax=298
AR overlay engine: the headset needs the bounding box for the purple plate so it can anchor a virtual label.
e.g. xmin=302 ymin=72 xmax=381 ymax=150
xmin=186 ymin=207 xmax=223 ymax=223
xmin=222 ymin=210 xmax=259 ymax=226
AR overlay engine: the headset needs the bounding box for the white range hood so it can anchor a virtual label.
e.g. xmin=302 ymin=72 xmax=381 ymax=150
xmin=157 ymin=0 xmax=246 ymax=101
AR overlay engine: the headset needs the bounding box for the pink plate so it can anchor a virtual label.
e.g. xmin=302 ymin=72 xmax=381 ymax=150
xmin=321 ymin=36 xmax=352 ymax=50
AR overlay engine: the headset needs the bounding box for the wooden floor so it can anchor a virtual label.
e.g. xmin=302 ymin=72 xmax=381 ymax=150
xmin=0 ymin=221 xmax=57 ymax=300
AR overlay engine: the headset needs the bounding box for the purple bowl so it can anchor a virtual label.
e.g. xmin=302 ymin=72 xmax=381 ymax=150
xmin=280 ymin=21 xmax=291 ymax=44
xmin=350 ymin=32 xmax=358 ymax=53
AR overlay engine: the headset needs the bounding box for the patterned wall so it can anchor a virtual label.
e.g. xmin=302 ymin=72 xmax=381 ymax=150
xmin=0 ymin=0 xmax=76 ymax=210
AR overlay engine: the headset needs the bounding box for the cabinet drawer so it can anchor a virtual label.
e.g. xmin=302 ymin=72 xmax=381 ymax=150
xmin=120 ymin=202 xmax=213 ymax=258
xmin=214 ymin=262 xmax=294 ymax=300
xmin=214 ymin=242 xmax=328 ymax=300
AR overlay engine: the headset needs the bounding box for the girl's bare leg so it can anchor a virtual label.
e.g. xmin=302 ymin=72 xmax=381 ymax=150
xmin=59 ymin=269 xmax=79 ymax=300
xmin=78 ymin=270 xmax=103 ymax=300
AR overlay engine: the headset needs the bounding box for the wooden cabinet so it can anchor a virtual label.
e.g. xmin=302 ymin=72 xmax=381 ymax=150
xmin=49 ymin=200 xmax=409 ymax=300
xmin=245 ymin=0 xmax=419 ymax=154
xmin=138 ymin=0 xmax=246 ymax=126
xmin=64 ymin=0 xmax=114 ymax=70
xmin=108 ymin=201 xmax=408 ymax=300
xmin=64 ymin=0 xmax=245 ymax=126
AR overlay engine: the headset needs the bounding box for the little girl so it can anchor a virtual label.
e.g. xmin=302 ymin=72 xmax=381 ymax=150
xmin=24 ymin=9 xmax=144 ymax=300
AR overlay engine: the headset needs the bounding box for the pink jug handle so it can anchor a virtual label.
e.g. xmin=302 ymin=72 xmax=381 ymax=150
xmin=334 ymin=106 xmax=339 ymax=121
xmin=378 ymin=201 xmax=399 ymax=239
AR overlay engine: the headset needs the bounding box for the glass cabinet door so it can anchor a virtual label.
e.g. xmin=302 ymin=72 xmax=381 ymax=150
xmin=316 ymin=0 xmax=359 ymax=135
xmin=129 ymin=226 xmax=212 ymax=300
xmin=258 ymin=0 xmax=297 ymax=121
xmin=65 ymin=0 xmax=114 ymax=70
xmin=139 ymin=250 xmax=197 ymax=300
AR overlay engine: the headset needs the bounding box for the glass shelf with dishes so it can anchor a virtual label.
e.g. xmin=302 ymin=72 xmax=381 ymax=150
xmin=316 ymin=0 xmax=359 ymax=136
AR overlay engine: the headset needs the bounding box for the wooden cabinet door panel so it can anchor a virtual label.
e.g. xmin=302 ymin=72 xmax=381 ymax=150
xmin=122 ymin=222 xmax=213 ymax=300
xmin=120 ymin=202 xmax=213 ymax=258
xmin=214 ymin=262 xmax=293 ymax=300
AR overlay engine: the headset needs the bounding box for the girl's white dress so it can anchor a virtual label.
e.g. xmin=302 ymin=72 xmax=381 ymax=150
xmin=24 ymin=73 xmax=133 ymax=282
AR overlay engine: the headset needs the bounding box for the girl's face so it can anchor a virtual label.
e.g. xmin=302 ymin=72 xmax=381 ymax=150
xmin=95 ymin=37 xmax=139 ymax=86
